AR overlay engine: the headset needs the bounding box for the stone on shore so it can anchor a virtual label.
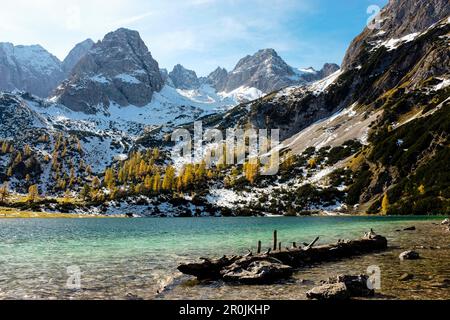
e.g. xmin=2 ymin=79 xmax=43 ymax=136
xmin=306 ymin=282 xmax=350 ymax=300
xmin=399 ymin=250 xmax=420 ymax=260
xmin=306 ymin=274 xmax=374 ymax=300
xmin=322 ymin=274 xmax=374 ymax=297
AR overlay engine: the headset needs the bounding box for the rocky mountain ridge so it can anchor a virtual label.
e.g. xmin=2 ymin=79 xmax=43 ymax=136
xmin=0 ymin=43 xmax=65 ymax=97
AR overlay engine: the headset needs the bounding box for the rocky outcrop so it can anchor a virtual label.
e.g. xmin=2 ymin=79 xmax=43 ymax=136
xmin=342 ymin=0 xmax=450 ymax=70
xmin=0 ymin=93 xmax=49 ymax=139
xmin=62 ymin=39 xmax=95 ymax=75
xmin=0 ymin=43 xmax=65 ymax=97
xmin=53 ymin=28 xmax=164 ymax=114
xmin=318 ymin=63 xmax=340 ymax=78
xmin=206 ymin=67 xmax=229 ymax=91
xmin=168 ymin=64 xmax=200 ymax=90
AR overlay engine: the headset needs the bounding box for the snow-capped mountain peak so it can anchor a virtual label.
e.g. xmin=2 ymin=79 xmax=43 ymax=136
xmin=0 ymin=43 xmax=65 ymax=97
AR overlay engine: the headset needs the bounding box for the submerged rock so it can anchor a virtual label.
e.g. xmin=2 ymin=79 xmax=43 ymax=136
xmin=399 ymin=250 xmax=420 ymax=260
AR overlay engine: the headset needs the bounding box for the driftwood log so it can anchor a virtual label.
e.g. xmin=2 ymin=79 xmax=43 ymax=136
xmin=177 ymin=231 xmax=388 ymax=284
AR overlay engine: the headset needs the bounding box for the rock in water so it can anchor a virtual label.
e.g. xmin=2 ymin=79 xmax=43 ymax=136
xmin=307 ymin=274 xmax=375 ymax=300
xmin=399 ymin=250 xmax=420 ymax=260
xmin=321 ymin=274 xmax=374 ymax=297
xmin=221 ymin=259 xmax=293 ymax=285
xmin=306 ymin=283 xmax=350 ymax=300
xmin=441 ymin=218 xmax=449 ymax=225
xmin=403 ymin=226 xmax=416 ymax=231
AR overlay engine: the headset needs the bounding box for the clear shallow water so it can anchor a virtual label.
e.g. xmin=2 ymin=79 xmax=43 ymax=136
xmin=0 ymin=216 xmax=449 ymax=300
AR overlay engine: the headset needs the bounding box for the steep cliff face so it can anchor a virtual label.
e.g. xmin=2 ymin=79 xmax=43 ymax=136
xmin=53 ymin=28 xmax=164 ymax=114
xmin=342 ymin=0 xmax=450 ymax=70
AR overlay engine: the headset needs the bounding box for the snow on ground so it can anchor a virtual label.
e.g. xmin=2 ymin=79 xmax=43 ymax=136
xmin=90 ymin=75 xmax=110 ymax=84
xmin=88 ymin=196 xmax=210 ymax=217
xmin=4 ymin=44 xmax=61 ymax=76
xmin=219 ymin=86 xmax=264 ymax=103
xmin=29 ymin=84 xmax=241 ymax=137
xmin=309 ymin=69 xmax=343 ymax=95
xmin=379 ymin=32 xmax=420 ymax=51
xmin=81 ymin=135 xmax=125 ymax=173
xmin=280 ymin=103 xmax=381 ymax=155
xmin=433 ymin=78 xmax=450 ymax=91
xmin=114 ymin=73 xmax=141 ymax=84
xmin=206 ymin=188 xmax=247 ymax=208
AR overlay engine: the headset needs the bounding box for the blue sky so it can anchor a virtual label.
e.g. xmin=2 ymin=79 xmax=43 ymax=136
xmin=0 ymin=0 xmax=387 ymax=76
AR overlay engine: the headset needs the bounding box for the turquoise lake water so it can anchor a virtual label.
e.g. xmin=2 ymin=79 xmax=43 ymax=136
xmin=0 ymin=216 xmax=448 ymax=300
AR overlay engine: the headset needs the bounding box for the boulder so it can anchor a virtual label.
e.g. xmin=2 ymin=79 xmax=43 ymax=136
xmin=306 ymin=283 xmax=350 ymax=300
xmin=399 ymin=250 xmax=420 ymax=260
xmin=322 ymin=274 xmax=374 ymax=297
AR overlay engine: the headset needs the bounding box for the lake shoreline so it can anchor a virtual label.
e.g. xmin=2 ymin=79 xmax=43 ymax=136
xmin=1 ymin=206 xmax=448 ymax=219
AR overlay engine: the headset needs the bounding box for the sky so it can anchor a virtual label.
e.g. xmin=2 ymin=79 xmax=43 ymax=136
xmin=0 ymin=0 xmax=388 ymax=76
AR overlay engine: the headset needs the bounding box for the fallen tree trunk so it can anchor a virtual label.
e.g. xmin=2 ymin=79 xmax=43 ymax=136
xmin=177 ymin=232 xmax=388 ymax=284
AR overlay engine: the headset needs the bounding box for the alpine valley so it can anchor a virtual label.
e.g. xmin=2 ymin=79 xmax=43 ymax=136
xmin=0 ymin=0 xmax=449 ymax=218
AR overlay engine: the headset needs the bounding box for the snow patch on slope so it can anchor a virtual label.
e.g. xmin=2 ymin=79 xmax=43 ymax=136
xmin=219 ymin=86 xmax=264 ymax=103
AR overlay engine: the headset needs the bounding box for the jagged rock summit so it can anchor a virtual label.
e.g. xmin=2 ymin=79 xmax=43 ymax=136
xmin=206 ymin=49 xmax=339 ymax=95
xmin=168 ymin=64 xmax=200 ymax=90
xmin=53 ymin=28 xmax=164 ymax=114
